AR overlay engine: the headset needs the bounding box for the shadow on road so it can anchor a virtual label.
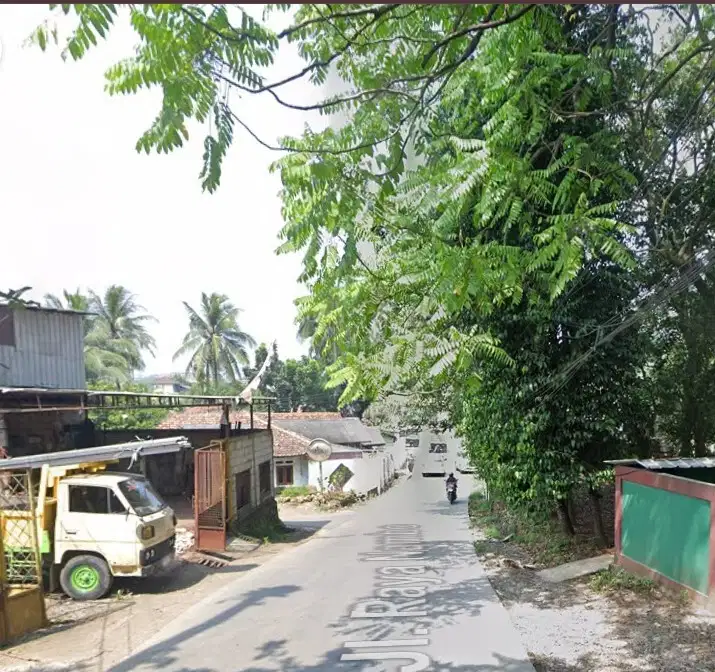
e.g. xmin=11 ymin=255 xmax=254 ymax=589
xmin=242 ymin=645 xmax=536 ymax=672
xmin=106 ymin=585 xmax=301 ymax=672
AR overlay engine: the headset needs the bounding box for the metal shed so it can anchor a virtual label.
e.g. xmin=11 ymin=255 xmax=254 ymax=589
xmin=607 ymin=457 xmax=715 ymax=606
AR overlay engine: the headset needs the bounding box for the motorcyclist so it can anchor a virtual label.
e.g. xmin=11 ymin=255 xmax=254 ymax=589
xmin=446 ymin=473 xmax=457 ymax=488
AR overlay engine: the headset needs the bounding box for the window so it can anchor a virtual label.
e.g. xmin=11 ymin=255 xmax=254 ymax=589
xmin=429 ymin=443 xmax=447 ymax=454
xmin=406 ymin=439 xmax=419 ymax=448
xmin=259 ymin=461 xmax=271 ymax=494
xmin=118 ymin=478 xmax=165 ymax=516
xmin=276 ymin=464 xmax=294 ymax=486
xmin=0 ymin=306 xmax=15 ymax=347
xmin=236 ymin=469 xmax=251 ymax=509
xmin=68 ymin=485 xmax=127 ymax=514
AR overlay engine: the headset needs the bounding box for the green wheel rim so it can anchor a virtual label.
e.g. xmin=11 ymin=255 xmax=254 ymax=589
xmin=70 ymin=564 xmax=100 ymax=593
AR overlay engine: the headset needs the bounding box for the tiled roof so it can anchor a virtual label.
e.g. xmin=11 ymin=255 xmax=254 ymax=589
xmin=157 ymin=407 xmax=259 ymax=430
xmin=272 ymin=426 xmax=311 ymax=457
xmin=156 ymin=407 xmax=344 ymax=458
xmin=157 ymin=407 xmax=342 ymax=430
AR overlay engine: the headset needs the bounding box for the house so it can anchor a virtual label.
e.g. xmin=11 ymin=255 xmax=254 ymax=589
xmin=158 ymin=407 xmax=395 ymax=495
xmin=135 ymin=373 xmax=190 ymax=395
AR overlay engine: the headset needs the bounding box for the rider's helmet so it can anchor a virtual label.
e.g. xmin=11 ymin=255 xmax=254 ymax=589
xmin=448 ymin=472 xmax=454 ymax=479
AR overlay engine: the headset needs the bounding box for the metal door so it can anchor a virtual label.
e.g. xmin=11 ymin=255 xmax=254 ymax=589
xmin=193 ymin=446 xmax=226 ymax=552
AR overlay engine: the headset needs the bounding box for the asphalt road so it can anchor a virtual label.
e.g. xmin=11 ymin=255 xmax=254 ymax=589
xmin=108 ymin=471 xmax=534 ymax=672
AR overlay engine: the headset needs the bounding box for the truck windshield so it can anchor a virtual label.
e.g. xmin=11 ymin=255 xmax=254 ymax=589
xmin=118 ymin=478 xmax=165 ymax=517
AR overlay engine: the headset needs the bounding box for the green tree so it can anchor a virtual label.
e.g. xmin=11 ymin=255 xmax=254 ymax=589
xmin=34 ymin=4 xmax=715 ymax=537
xmin=175 ymin=292 xmax=255 ymax=388
xmin=44 ymin=287 xmax=138 ymax=385
xmin=88 ymin=285 xmax=156 ymax=373
xmin=44 ymin=288 xmax=90 ymax=313
xmin=1 ymin=287 xmax=39 ymax=307
xmin=244 ymin=342 xmax=341 ymax=412
xmin=87 ymin=381 xmax=169 ymax=429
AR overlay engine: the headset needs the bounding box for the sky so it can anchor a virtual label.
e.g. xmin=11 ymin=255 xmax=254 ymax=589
xmin=0 ymin=5 xmax=331 ymax=376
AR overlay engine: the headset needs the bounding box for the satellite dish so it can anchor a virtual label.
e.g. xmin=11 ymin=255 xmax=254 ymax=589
xmin=307 ymin=438 xmax=332 ymax=463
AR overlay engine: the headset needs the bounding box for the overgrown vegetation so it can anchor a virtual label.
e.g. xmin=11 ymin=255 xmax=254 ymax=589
xmin=468 ymin=491 xmax=603 ymax=568
xmin=589 ymin=566 xmax=657 ymax=596
xmin=34 ymin=5 xmax=715 ymax=534
xmin=276 ymin=485 xmax=314 ymax=499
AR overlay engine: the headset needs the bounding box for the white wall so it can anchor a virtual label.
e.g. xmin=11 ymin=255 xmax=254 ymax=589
xmin=275 ymin=451 xmax=398 ymax=496
xmin=306 ymin=451 xmax=396 ymax=495
xmin=275 ymin=457 xmax=309 ymax=487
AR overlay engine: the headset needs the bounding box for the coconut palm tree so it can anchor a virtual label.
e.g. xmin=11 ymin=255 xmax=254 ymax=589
xmin=88 ymin=285 xmax=157 ymax=372
xmin=174 ymin=293 xmax=256 ymax=387
xmin=44 ymin=288 xmax=90 ymax=313
xmin=43 ymin=287 xmax=140 ymax=384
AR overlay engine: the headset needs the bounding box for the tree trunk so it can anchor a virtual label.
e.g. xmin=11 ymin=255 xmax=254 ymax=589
xmin=589 ymin=487 xmax=608 ymax=548
xmin=556 ymin=498 xmax=575 ymax=536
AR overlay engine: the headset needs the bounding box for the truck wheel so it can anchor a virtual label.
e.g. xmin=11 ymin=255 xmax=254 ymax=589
xmin=60 ymin=555 xmax=112 ymax=601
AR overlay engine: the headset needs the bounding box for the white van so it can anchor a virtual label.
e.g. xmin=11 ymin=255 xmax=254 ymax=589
xmin=420 ymin=432 xmax=449 ymax=477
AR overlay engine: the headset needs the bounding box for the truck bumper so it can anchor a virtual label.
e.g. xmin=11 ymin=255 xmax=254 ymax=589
xmin=140 ymin=551 xmax=176 ymax=576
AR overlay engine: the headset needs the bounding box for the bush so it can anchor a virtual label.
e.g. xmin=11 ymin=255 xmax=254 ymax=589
xmin=276 ymin=485 xmax=315 ymax=499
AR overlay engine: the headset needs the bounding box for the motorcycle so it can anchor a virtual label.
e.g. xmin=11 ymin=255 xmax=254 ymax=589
xmin=446 ymin=480 xmax=457 ymax=504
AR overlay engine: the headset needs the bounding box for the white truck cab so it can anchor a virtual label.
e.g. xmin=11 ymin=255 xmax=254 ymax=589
xmin=46 ymin=471 xmax=176 ymax=600
xmin=50 ymin=472 xmax=176 ymax=600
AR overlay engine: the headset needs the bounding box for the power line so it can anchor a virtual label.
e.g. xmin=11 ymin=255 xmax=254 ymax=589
xmin=537 ymin=247 xmax=715 ymax=402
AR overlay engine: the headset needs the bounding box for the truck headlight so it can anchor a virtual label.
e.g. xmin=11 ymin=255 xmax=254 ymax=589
xmin=138 ymin=524 xmax=155 ymax=541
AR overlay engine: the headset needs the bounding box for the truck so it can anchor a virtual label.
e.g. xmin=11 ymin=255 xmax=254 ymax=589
xmin=0 ymin=437 xmax=187 ymax=601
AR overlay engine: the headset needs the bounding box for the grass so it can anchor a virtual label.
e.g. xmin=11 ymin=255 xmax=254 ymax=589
xmin=588 ymin=566 xmax=656 ymax=595
xmin=276 ymin=485 xmax=315 ymax=499
xmin=236 ymin=516 xmax=292 ymax=543
xmin=468 ymin=490 xmax=604 ymax=568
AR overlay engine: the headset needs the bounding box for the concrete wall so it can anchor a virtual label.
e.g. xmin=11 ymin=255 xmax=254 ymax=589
xmin=0 ymin=308 xmax=85 ymax=389
xmin=226 ymin=431 xmax=274 ymax=524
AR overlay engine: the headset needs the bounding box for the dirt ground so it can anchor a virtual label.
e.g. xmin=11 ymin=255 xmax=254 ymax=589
xmin=0 ymin=503 xmax=346 ymax=672
xmin=472 ymin=522 xmax=715 ymax=671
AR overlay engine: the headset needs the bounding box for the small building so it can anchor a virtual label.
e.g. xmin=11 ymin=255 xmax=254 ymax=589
xmin=135 ymin=373 xmax=190 ymax=395
xmin=610 ymin=457 xmax=715 ymax=606
xmin=0 ymin=305 xmax=87 ymax=390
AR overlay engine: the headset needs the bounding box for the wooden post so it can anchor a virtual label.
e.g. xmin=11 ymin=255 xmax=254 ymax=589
xmin=25 ymin=470 xmax=47 ymax=626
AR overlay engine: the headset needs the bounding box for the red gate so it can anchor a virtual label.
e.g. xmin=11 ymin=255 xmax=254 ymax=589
xmin=194 ymin=444 xmax=226 ymax=552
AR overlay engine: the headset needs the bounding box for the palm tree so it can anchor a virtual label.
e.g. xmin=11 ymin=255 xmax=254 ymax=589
xmin=43 ymin=287 xmax=140 ymax=384
xmin=174 ymin=293 xmax=256 ymax=386
xmin=44 ymin=289 xmax=90 ymax=313
xmin=88 ymin=285 xmax=157 ymax=372
xmin=1 ymin=287 xmax=39 ymax=307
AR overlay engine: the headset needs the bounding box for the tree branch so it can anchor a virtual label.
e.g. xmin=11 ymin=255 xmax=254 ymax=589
xmin=278 ymin=4 xmax=400 ymax=40
xmin=421 ymin=4 xmax=534 ymax=68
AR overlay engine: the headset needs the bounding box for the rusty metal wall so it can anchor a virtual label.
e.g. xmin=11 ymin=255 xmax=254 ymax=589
xmin=194 ymin=444 xmax=227 ymax=551
xmin=0 ymin=309 xmax=85 ymax=389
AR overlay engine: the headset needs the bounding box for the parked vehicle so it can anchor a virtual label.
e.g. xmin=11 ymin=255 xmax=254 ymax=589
xmin=0 ymin=439 xmax=183 ymax=601
xmin=455 ymin=447 xmax=475 ymax=474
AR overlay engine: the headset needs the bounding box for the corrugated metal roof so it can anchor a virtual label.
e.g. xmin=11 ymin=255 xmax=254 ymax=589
xmin=605 ymin=457 xmax=715 ymax=470
xmin=0 ymin=436 xmax=191 ymax=471
xmin=0 ymin=303 xmax=94 ymax=316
